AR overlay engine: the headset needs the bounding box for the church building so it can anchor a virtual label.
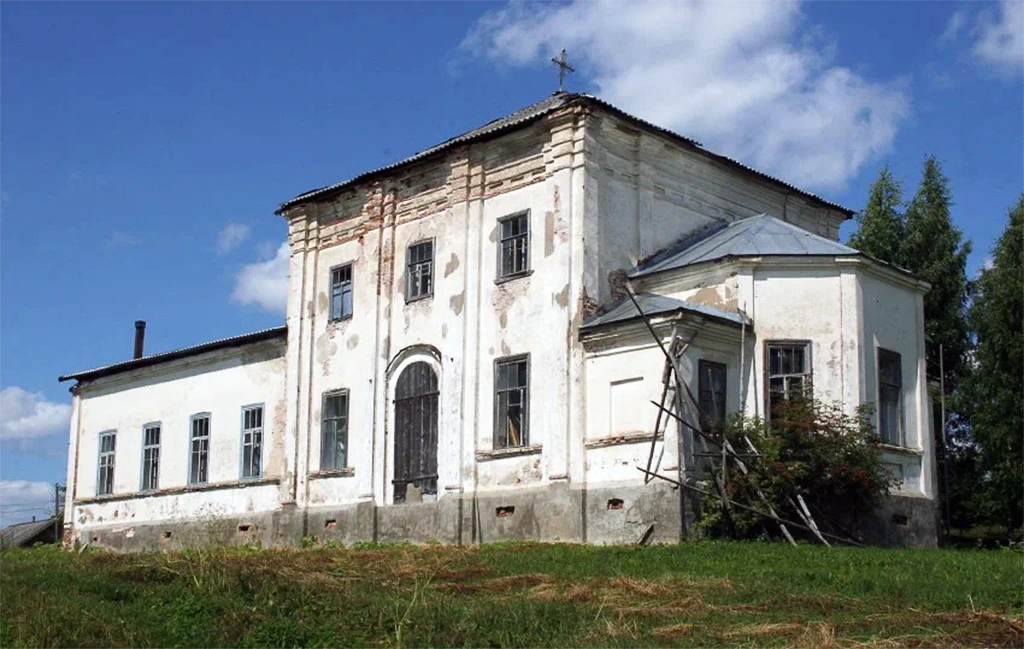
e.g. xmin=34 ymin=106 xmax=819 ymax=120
xmin=59 ymin=92 xmax=938 ymax=549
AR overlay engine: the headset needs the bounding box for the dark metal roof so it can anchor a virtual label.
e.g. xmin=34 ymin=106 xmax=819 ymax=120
xmin=632 ymin=213 xmax=859 ymax=277
xmin=0 ymin=517 xmax=60 ymax=549
xmin=276 ymin=93 xmax=853 ymax=218
xmin=581 ymin=293 xmax=751 ymax=331
xmin=58 ymin=326 xmax=287 ymax=384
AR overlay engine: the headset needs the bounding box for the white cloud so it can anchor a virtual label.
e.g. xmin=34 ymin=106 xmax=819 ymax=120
xmin=232 ymin=242 xmax=289 ymax=314
xmin=460 ymin=0 xmax=909 ymax=190
xmin=0 ymin=480 xmax=57 ymax=526
xmin=216 ymin=223 xmax=251 ymax=255
xmin=971 ymin=0 xmax=1024 ymax=77
xmin=0 ymin=387 xmax=71 ymax=441
xmin=942 ymin=9 xmax=968 ymax=44
xmin=110 ymin=231 xmax=142 ymax=247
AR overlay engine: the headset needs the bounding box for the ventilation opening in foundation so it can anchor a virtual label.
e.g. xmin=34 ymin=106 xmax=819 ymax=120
xmin=238 ymin=524 xmax=252 ymax=533
xmin=91 ymin=536 xmax=99 ymax=543
xmin=607 ymin=498 xmax=624 ymax=510
xmin=162 ymin=531 xmax=172 ymax=539
xmin=325 ymin=519 xmax=337 ymax=529
xmin=496 ymin=506 xmax=515 ymax=518
xmin=892 ymin=513 xmax=909 ymax=526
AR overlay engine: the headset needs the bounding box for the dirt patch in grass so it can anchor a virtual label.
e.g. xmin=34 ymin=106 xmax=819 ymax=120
xmin=650 ymin=623 xmax=694 ymax=640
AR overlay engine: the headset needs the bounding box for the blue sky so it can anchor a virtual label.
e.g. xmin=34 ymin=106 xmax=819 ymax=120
xmin=1 ymin=1 xmax=1020 ymax=525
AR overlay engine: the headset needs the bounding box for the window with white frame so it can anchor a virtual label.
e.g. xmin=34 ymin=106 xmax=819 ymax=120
xmin=766 ymin=341 xmax=812 ymax=420
xmin=495 ymin=356 xmax=529 ymax=448
xmin=241 ymin=405 xmax=263 ymax=479
xmin=141 ymin=424 xmax=160 ymax=491
xmin=97 ymin=431 xmax=116 ymax=496
xmin=321 ymin=391 xmax=349 ymax=470
xmin=406 ymin=240 xmax=434 ymax=301
xmin=878 ymin=348 xmax=903 ymax=445
xmin=330 ymin=264 xmax=353 ymax=321
xmin=189 ymin=414 xmax=211 ymax=485
xmin=497 ymin=212 xmax=529 ymax=279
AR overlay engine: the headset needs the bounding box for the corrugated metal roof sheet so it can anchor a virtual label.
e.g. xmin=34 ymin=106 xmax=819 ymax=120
xmin=0 ymin=517 xmax=60 ymax=548
xmin=276 ymin=93 xmax=852 ymax=218
xmin=59 ymin=326 xmax=287 ymax=384
xmin=632 ymin=213 xmax=859 ymax=277
xmin=581 ymin=293 xmax=750 ymax=330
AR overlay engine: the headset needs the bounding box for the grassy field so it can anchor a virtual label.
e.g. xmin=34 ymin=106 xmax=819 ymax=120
xmin=1 ymin=541 xmax=1021 ymax=648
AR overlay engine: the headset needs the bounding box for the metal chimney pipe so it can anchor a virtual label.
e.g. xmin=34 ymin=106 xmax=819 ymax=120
xmin=134 ymin=320 xmax=146 ymax=359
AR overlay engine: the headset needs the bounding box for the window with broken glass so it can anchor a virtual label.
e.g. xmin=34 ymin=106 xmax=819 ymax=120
xmin=321 ymin=391 xmax=349 ymax=470
xmin=97 ymin=431 xmax=116 ymax=496
xmin=330 ymin=264 xmax=353 ymax=321
xmin=406 ymin=240 xmax=434 ymax=302
xmin=498 ymin=212 xmax=529 ymax=279
xmin=241 ymin=405 xmax=263 ymax=479
xmin=495 ymin=356 xmax=529 ymax=448
xmin=698 ymin=360 xmax=727 ymax=431
xmin=766 ymin=342 xmax=812 ymax=421
xmin=189 ymin=414 xmax=210 ymax=485
xmin=878 ymin=348 xmax=903 ymax=445
xmin=141 ymin=424 xmax=161 ymax=491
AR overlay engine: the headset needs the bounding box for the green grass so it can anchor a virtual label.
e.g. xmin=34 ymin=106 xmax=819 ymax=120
xmin=1 ymin=541 xmax=1021 ymax=648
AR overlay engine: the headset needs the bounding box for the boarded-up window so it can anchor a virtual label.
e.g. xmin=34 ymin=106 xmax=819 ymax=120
xmin=698 ymin=360 xmax=727 ymax=431
xmin=878 ymin=348 xmax=903 ymax=445
xmin=189 ymin=414 xmax=210 ymax=485
xmin=495 ymin=356 xmax=529 ymax=448
xmin=241 ymin=405 xmax=263 ymax=479
xmin=498 ymin=212 xmax=529 ymax=279
xmin=97 ymin=431 xmax=116 ymax=496
xmin=766 ymin=342 xmax=812 ymax=420
xmin=330 ymin=264 xmax=353 ymax=320
xmin=406 ymin=241 xmax=434 ymax=301
xmin=141 ymin=424 xmax=161 ymax=491
xmin=321 ymin=391 xmax=349 ymax=470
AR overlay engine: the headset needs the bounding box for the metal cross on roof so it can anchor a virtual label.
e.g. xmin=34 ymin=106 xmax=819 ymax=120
xmin=551 ymin=49 xmax=575 ymax=93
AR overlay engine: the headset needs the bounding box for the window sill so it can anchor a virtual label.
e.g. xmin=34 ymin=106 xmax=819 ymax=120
xmin=75 ymin=477 xmax=281 ymax=505
xmin=878 ymin=444 xmax=923 ymax=456
xmin=476 ymin=444 xmax=542 ymax=461
xmin=494 ymin=270 xmax=533 ymax=286
xmin=405 ymin=294 xmax=433 ymax=305
xmin=328 ymin=315 xmax=353 ymax=324
xmin=308 ymin=468 xmax=356 ymax=479
xmin=585 ymin=431 xmax=663 ymax=449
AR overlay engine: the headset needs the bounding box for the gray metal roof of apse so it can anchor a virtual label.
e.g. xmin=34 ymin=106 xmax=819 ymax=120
xmin=59 ymin=326 xmax=287 ymax=384
xmin=632 ymin=214 xmax=860 ymax=277
xmin=277 ymin=94 xmax=853 ymax=218
xmin=581 ymin=293 xmax=751 ymax=330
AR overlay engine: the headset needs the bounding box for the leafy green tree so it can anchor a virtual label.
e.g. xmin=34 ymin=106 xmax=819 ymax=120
xmin=903 ymin=155 xmax=973 ymax=390
xmin=848 ymin=165 xmax=906 ymax=266
xmin=959 ymin=195 xmax=1023 ymax=538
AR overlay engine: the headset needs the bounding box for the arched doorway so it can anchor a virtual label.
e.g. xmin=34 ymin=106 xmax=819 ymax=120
xmin=393 ymin=361 xmax=439 ymax=503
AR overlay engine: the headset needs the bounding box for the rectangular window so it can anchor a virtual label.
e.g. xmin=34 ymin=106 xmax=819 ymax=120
xmin=141 ymin=424 xmax=160 ymax=491
xmin=495 ymin=356 xmax=529 ymax=448
xmin=330 ymin=264 xmax=353 ymax=321
xmin=498 ymin=212 xmax=529 ymax=279
xmin=321 ymin=391 xmax=349 ymax=470
xmin=878 ymin=348 xmax=903 ymax=445
xmin=698 ymin=360 xmax=727 ymax=431
xmin=97 ymin=431 xmax=116 ymax=496
xmin=241 ymin=405 xmax=263 ymax=479
xmin=406 ymin=240 xmax=434 ymax=301
xmin=189 ymin=414 xmax=211 ymax=485
xmin=766 ymin=341 xmax=812 ymax=420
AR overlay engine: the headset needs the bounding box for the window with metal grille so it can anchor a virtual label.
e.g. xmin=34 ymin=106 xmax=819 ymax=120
xmin=189 ymin=414 xmax=211 ymax=485
xmin=321 ymin=391 xmax=349 ymax=470
xmin=698 ymin=360 xmax=727 ymax=431
xmin=766 ymin=342 xmax=812 ymax=420
xmin=498 ymin=212 xmax=529 ymax=279
xmin=330 ymin=264 xmax=353 ymax=321
xmin=241 ymin=405 xmax=263 ymax=479
xmin=97 ymin=431 xmax=116 ymax=496
xmin=406 ymin=240 xmax=434 ymax=301
xmin=495 ymin=356 xmax=529 ymax=448
xmin=141 ymin=424 xmax=160 ymax=491
xmin=878 ymin=348 xmax=903 ymax=445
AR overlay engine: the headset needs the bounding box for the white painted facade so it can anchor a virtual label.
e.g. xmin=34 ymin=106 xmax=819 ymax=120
xmin=61 ymin=95 xmax=936 ymax=548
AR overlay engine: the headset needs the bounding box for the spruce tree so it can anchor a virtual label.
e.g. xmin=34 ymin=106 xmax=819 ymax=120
xmin=960 ymin=195 xmax=1023 ymax=537
xmin=903 ymin=156 xmax=972 ymax=390
xmin=847 ymin=165 xmax=905 ymax=266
